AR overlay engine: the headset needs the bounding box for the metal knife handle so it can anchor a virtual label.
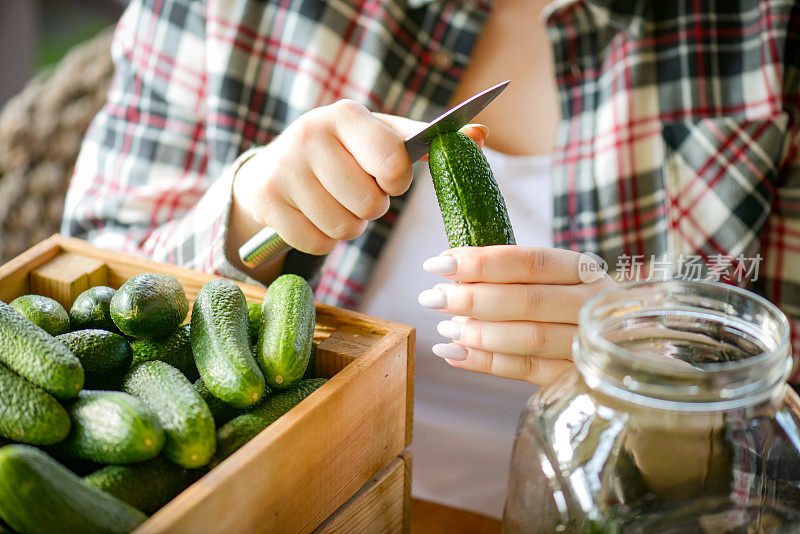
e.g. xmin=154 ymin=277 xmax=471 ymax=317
xmin=239 ymin=226 xmax=292 ymax=267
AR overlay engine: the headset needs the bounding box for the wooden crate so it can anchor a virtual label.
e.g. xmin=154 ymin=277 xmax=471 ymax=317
xmin=0 ymin=235 xmax=415 ymax=534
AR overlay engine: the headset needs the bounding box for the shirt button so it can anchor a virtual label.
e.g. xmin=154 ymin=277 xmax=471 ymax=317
xmin=570 ymin=62 xmax=581 ymax=78
xmin=433 ymin=50 xmax=453 ymax=70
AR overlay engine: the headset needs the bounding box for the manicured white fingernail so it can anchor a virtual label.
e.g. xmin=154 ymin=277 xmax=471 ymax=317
xmin=437 ymin=320 xmax=461 ymax=340
xmin=418 ymin=288 xmax=447 ymax=308
xmin=423 ymin=256 xmax=456 ymax=275
xmin=432 ymin=343 xmax=467 ymax=361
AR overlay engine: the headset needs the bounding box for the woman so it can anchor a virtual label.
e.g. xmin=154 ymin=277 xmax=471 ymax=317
xmin=63 ymin=0 xmax=800 ymax=518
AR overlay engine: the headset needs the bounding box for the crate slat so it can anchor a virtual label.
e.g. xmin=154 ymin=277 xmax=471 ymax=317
xmin=314 ymin=451 xmax=412 ymax=534
xmin=0 ymin=235 xmax=63 ymax=303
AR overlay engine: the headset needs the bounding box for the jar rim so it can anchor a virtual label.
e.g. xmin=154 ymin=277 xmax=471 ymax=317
xmin=576 ymin=280 xmax=792 ymax=409
xmin=579 ymin=280 xmax=790 ymax=371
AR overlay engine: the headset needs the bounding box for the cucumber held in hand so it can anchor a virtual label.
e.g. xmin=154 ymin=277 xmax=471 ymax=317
xmin=256 ymin=274 xmax=315 ymax=390
xmin=0 ymin=445 xmax=147 ymax=534
xmin=70 ymin=286 xmax=120 ymax=333
xmin=428 ymin=131 xmax=515 ymax=247
xmin=111 ymin=273 xmax=189 ymax=339
xmin=9 ymin=295 xmax=70 ymax=336
xmin=0 ymin=300 xmax=83 ymax=399
xmin=215 ymin=378 xmax=326 ymax=461
xmin=56 ymin=329 xmax=133 ymax=390
xmin=191 ymin=279 xmax=265 ymax=408
xmin=131 ymin=324 xmax=198 ymax=381
xmin=83 ymin=456 xmax=204 ymax=515
xmin=53 ymin=391 xmax=164 ymax=465
xmin=122 ymin=361 xmax=215 ymax=468
xmin=0 ymin=362 xmax=71 ymax=445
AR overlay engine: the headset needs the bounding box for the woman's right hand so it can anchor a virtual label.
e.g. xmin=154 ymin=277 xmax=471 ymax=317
xmin=230 ymin=99 xmax=488 ymax=258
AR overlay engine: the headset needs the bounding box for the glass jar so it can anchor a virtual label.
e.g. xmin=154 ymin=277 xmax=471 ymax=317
xmin=503 ymin=280 xmax=800 ymax=533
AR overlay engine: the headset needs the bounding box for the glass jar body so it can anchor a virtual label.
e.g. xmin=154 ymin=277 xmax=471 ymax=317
xmin=503 ymin=281 xmax=800 ymax=532
xmin=503 ymin=371 xmax=800 ymax=532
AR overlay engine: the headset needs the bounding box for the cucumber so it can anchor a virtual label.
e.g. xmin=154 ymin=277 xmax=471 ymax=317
xmin=0 ymin=300 xmax=83 ymax=399
xmin=215 ymin=378 xmax=326 ymax=461
xmin=256 ymin=274 xmax=315 ymax=390
xmin=56 ymin=330 xmax=132 ymax=390
xmin=69 ymin=286 xmax=120 ymax=333
xmin=0 ymin=362 xmax=71 ymax=445
xmin=9 ymin=295 xmax=70 ymax=336
xmin=428 ymin=131 xmax=516 ymax=247
xmin=122 ymin=361 xmax=215 ymax=468
xmin=53 ymin=391 xmax=164 ymax=465
xmin=83 ymin=457 xmax=204 ymax=515
xmin=130 ymin=325 xmax=198 ymax=381
xmin=0 ymin=445 xmax=147 ymax=534
xmin=193 ymin=378 xmax=264 ymax=427
xmin=247 ymin=301 xmax=261 ymax=344
xmin=110 ymin=273 xmax=189 ymax=339
xmin=191 ymin=279 xmax=265 ymax=408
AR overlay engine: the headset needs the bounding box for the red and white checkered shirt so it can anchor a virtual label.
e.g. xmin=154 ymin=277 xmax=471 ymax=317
xmin=63 ymin=0 xmax=800 ymax=380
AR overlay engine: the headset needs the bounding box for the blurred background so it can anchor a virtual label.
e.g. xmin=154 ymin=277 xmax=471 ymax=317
xmin=0 ymin=0 xmax=125 ymax=106
xmin=0 ymin=0 xmax=126 ymax=263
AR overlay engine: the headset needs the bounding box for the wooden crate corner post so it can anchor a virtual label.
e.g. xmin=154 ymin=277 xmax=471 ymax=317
xmin=29 ymin=252 xmax=108 ymax=309
xmin=315 ymin=330 xmax=379 ymax=378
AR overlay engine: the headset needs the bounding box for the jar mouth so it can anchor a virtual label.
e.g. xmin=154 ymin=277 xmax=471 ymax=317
xmin=575 ymin=280 xmax=792 ymax=411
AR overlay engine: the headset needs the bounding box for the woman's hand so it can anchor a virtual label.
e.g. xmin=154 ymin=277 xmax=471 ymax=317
xmin=418 ymin=245 xmax=614 ymax=386
xmin=229 ymin=100 xmax=488 ymax=263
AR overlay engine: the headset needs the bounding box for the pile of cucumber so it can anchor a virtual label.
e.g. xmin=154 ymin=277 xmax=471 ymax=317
xmin=0 ymin=272 xmax=325 ymax=534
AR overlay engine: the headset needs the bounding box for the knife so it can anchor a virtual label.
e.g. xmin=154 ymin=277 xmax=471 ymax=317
xmin=238 ymin=79 xmax=510 ymax=268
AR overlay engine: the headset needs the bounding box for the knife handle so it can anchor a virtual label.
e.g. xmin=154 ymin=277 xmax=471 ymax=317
xmin=239 ymin=226 xmax=292 ymax=268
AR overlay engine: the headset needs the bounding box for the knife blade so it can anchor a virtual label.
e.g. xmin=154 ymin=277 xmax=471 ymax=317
xmin=403 ymin=79 xmax=509 ymax=162
xmin=239 ymin=80 xmax=510 ymax=268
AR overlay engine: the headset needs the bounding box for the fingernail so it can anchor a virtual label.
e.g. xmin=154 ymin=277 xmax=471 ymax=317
xmin=418 ymin=288 xmax=447 ymax=309
xmin=462 ymin=123 xmax=489 ymax=138
xmin=437 ymin=320 xmax=461 ymax=340
xmin=432 ymin=343 xmax=467 ymax=361
xmin=423 ymin=256 xmax=456 ymax=275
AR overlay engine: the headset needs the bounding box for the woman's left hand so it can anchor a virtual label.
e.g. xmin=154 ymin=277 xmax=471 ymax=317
xmin=418 ymin=245 xmax=614 ymax=386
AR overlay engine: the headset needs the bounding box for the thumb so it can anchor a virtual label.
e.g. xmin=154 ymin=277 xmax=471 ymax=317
xmin=373 ymin=113 xmax=489 ymax=158
xmin=372 ymin=112 xmax=428 ymax=139
xmin=458 ymin=123 xmax=489 ymax=148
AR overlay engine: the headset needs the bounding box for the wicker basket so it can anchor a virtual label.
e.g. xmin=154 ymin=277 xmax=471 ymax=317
xmin=0 ymin=28 xmax=114 ymax=263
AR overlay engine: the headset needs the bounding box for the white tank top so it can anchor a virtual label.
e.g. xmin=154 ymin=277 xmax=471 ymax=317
xmin=358 ymin=147 xmax=553 ymax=519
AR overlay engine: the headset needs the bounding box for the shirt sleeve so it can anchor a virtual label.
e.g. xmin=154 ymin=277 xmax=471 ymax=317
xmin=760 ymin=132 xmax=800 ymax=383
xmin=61 ymin=0 xmax=258 ymax=285
xmin=759 ymin=35 xmax=800 ymax=383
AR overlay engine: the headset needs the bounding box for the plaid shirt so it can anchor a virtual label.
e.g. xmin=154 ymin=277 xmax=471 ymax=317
xmin=63 ymin=0 xmax=800 ymax=379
